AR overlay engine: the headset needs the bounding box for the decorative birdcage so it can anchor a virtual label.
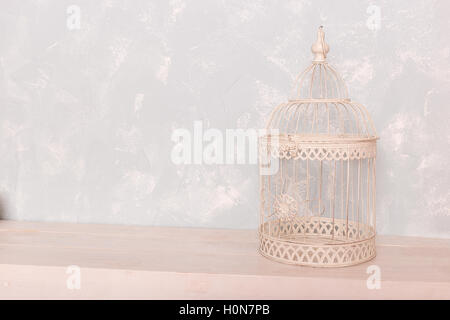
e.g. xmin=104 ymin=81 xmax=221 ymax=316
xmin=259 ymin=27 xmax=378 ymax=267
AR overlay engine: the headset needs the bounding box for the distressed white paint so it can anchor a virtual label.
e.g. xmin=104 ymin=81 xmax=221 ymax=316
xmin=0 ymin=0 xmax=449 ymax=238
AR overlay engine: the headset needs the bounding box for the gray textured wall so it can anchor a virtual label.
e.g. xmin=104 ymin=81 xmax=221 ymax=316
xmin=0 ymin=0 xmax=449 ymax=238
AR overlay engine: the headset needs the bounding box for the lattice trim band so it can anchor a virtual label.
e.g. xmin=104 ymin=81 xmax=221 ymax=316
xmin=260 ymin=141 xmax=376 ymax=160
xmin=259 ymin=217 xmax=376 ymax=267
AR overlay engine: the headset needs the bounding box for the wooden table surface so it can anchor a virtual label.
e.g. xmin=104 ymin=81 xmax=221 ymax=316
xmin=0 ymin=220 xmax=449 ymax=299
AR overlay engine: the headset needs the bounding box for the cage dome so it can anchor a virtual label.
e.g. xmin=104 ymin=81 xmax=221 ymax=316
xmin=259 ymin=27 xmax=378 ymax=267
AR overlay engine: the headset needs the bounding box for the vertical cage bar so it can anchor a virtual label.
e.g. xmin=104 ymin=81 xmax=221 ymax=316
xmin=340 ymin=159 xmax=344 ymax=238
xmin=366 ymin=158 xmax=370 ymax=234
xmin=373 ymin=158 xmax=377 ymax=231
xmin=318 ymin=160 xmax=323 ymax=217
xmin=351 ymin=162 xmax=354 ymax=234
xmin=345 ymin=158 xmax=350 ymax=239
xmin=357 ymin=158 xmax=361 ymax=239
xmin=303 ymin=158 xmax=310 ymax=237
xmin=306 ymin=158 xmax=310 ymax=218
xmin=331 ymin=160 xmax=336 ymax=239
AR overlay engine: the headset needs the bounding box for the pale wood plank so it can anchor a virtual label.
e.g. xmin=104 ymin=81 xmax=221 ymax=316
xmin=0 ymin=220 xmax=449 ymax=299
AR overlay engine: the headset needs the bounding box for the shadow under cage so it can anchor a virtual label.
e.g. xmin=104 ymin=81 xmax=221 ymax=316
xmin=259 ymin=27 xmax=378 ymax=267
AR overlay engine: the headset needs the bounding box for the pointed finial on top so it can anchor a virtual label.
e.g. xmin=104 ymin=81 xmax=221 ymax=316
xmin=311 ymin=26 xmax=329 ymax=62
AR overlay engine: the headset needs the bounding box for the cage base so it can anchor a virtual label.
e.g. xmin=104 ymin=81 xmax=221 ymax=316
xmin=259 ymin=217 xmax=376 ymax=267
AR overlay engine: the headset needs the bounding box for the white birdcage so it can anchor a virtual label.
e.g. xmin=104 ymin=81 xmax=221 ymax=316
xmin=259 ymin=27 xmax=378 ymax=267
